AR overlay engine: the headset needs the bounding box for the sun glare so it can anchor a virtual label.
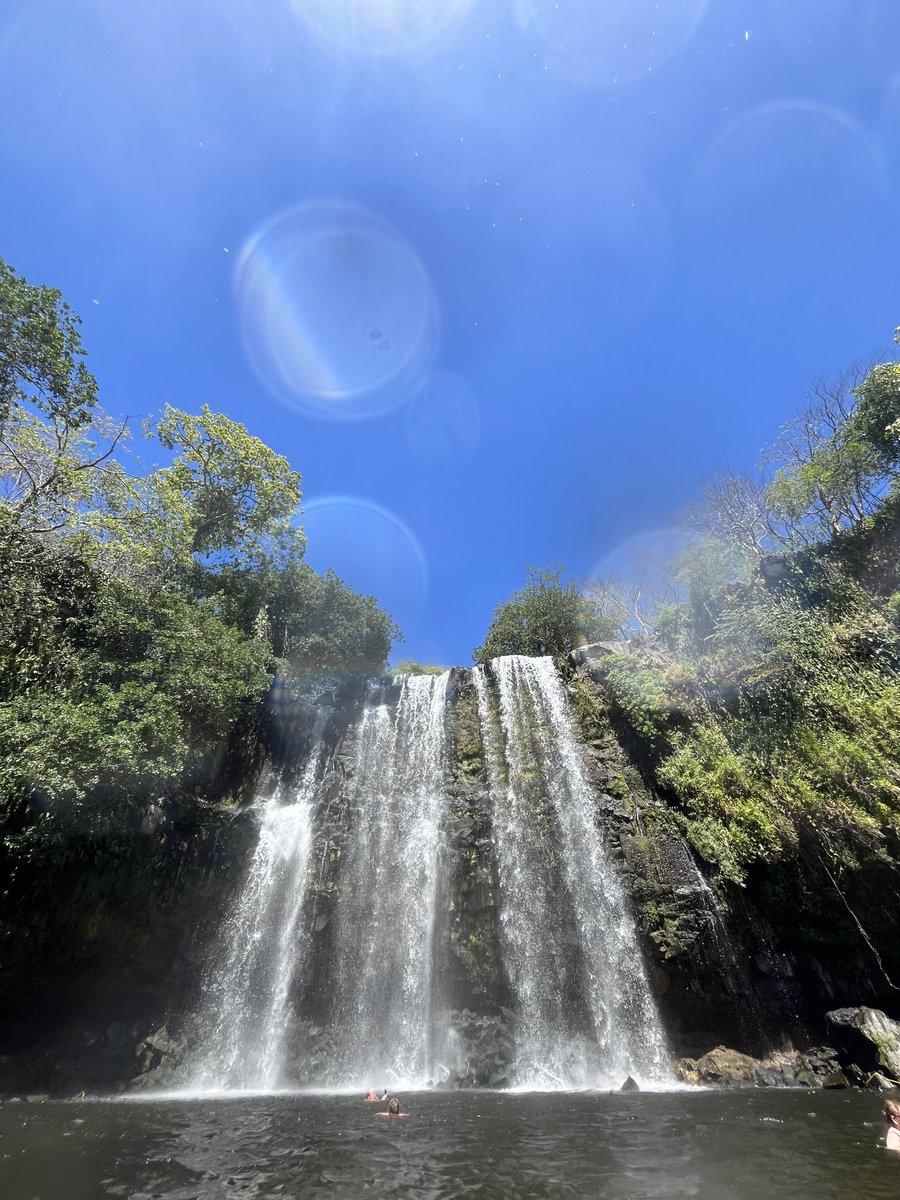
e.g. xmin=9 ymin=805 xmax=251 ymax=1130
xmin=288 ymin=0 xmax=474 ymax=55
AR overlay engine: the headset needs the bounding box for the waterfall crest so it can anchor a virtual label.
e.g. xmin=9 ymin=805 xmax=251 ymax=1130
xmin=478 ymin=655 xmax=669 ymax=1086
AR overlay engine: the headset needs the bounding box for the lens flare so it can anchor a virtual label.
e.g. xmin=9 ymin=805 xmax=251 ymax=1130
xmin=591 ymin=529 xmax=696 ymax=592
xmin=516 ymin=0 xmax=709 ymax=87
xmin=685 ymin=100 xmax=887 ymax=277
xmin=288 ymin=0 xmax=474 ymax=56
xmin=300 ymin=497 xmax=428 ymax=633
xmin=405 ymin=372 xmax=480 ymax=467
xmin=235 ymin=203 xmax=439 ymax=420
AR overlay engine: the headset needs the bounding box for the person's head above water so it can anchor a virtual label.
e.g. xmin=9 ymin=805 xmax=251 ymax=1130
xmin=388 ymin=1097 xmax=401 ymax=1116
xmin=884 ymin=1099 xmax=900 ymax=1127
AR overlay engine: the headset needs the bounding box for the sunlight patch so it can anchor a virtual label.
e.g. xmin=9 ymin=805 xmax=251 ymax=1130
xmin=288 ymin=0 xmax=474 ymax=56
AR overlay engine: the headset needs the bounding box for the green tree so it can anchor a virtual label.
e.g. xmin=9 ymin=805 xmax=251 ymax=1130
xmin=0 ymin=256 xmax=128 ymax=534
xmin=765 ymin=371 xmax=889 ymax=539
xmin=153 ymin=403 xmax=304 ymax=566
xmin=473 ymin=566 xmax=614 ymax=662
xmin=266 ymin=562 xmax=401 ymax=674
xmin=849 ymin=359 xmax=900 ymax=469
xmin=0 ymin=256 xmax=96 ymax=427
xmin=0 ymin=259 xmax=403 ymax=851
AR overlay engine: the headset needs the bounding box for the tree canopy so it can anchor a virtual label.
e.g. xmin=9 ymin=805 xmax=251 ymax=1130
xmin=473 ymin=566 xmax=615 ymax=663
xmin=0 ymin=257 xmax=400 ymax=848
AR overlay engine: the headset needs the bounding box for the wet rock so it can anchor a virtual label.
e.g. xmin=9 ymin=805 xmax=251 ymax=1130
xmin=868 ymin=1072 xmax=896 ymax=1091
xmin=674 ymin=1057 xmax=701 ymax=1086
xmin=134 ymin=1026 xmax=185 ymax=1076
xmin=695 ymin=1046 xmax=762 ymax=1086
xmin=620 ymin=1075 xmax=640 ymax=1092
xmin=676 ymin=1045 xmax=846 ymax=1089
xmin=826 ymin=1007 xmax=900 ymax=1080
xmin=821 ymin=1069 xmax=849 ymax=1089
xmin=754 ymin=1067 xmax=787 ymax=1088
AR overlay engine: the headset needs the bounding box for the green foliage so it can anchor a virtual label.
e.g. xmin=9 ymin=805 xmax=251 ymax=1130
xmin=152 ymin=403 xmax=304 ymax=567
xmin=587 ymin=337 xmax=900 ymax=884
xmin=450 ymin=684 xmax=484 ymax=780
xmin=601 ymin=656 xmax=679 ymax=747
xmin=849 ymin=361 xmax=900 ymax=468
xmin=0 ymin=256 xmax=130 ymax=536
xmin=393 ymin=659 xmax=446 ymax=676
xmin=0 ymin=256 xmax=97 ymax=429
xmin=0 ymin=513 xmax=270 ymax=843
xmin=473 ymin=566 xmax=614 ymax=663
xmin=268 ymin=563 xmax=401 ymax=675
xmin=0 ymin=259 xmax=401 ymax=852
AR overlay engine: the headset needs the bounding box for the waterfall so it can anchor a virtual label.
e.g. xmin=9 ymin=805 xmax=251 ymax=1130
xmin=182 ymin=659 xmax=666 ymax=1093
xmin=187 ymin=718 xmax=324 ymax=1092
xmin=477 ymin=655 xmax=668 ymax=1087
xmin=327 ymin=671 xmax=452 ymax=1088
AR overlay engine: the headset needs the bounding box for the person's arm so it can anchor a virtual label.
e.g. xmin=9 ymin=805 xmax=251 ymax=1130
xmin=885 ymin=1126 xmax=900 ymax=1151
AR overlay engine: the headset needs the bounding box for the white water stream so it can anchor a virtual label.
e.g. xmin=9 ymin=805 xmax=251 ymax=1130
xmin=328 ymin=671 xmax=452 ymax=1088
xmin=186 ymin=660 xmax=667 ymax=1092
xmin=187 ymin=723 xmax=324 ymax=1091
xmin=478 ymin=655 xmax=669 ymax=1086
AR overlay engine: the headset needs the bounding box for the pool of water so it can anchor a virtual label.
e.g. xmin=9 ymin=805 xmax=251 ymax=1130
xmin=1 ymin=1088 xmax=897 ymax=1199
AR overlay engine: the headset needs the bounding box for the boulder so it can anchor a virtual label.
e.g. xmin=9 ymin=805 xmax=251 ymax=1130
xmin=674 ymin=1057 xmax=701 ymax=1086
xmin=620 ymin=1075 xmax=640 ymax=1092
xmin=821 ymin=1069 xmax=849 ymax=1089
xmin=134 ymin=1026 xmax=185 ymax=1076
xmin=826 ymin=1007 xmax=900 ymax=1080
xmin=868 ymin=1073 xmax=896 ymax=1091
xmin=695 ymin=1046 xmax=762 ymax=1085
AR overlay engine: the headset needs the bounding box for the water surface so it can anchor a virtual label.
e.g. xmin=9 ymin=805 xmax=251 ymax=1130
xmin=1 ymin=1089 xmax=896 ymax=1199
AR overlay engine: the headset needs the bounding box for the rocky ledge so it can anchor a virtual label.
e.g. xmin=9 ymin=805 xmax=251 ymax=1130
xmin=676 ymin=1005 xmax=900 ymax=1091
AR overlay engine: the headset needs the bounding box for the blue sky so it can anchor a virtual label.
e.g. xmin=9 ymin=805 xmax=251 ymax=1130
xmin=1 ymin=0 xmax=898 ymax=666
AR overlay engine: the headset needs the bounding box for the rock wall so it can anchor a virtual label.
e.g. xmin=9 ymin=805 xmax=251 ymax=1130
xmin=3 ymin=658 xmax=900 ymax=1093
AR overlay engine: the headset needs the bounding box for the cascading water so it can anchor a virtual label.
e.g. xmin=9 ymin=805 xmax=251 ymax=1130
xmin=326 ymin=671 xmax=452 ymax=1088
xmin=186 ymin=717 xmax=325 ymax=1091
xmin=477 ymin=655 xmax=669 ymax=1087
xmin=183 ymin=659 xmax=666 ymax=1093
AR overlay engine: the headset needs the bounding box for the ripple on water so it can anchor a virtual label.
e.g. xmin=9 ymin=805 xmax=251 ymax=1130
xmin=1 ymin=1091 xmax=899 ymax=1200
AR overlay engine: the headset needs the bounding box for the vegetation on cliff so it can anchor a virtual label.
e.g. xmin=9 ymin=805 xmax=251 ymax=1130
xmin=479 ymin=336 xmax=900 ymax=889
xmin=602 ymin=341 xmax=900 ymax=886
xmin=0 ymin=257 xmax=400 ymax=849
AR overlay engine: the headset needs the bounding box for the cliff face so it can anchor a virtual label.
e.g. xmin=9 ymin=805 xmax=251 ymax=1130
xmin=2 ymin=660 xmax=898 ymax=1093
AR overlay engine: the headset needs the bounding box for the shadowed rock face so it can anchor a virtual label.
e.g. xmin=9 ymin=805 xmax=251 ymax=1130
xmin=3 ymin=659 xmax=900 ymax=1094
xmin=826 ymin=1007 xmax=900 ymax=1080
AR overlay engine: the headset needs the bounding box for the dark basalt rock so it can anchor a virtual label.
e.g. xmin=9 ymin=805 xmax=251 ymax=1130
xmin=826 ymin=1007 xmax=900 ymax=1081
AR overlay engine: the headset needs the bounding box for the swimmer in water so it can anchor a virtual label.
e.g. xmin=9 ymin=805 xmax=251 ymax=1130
xmin=375 ymin=1097 xmax=407 ymax=1119
xmin=380 ymin=1089 xmax=388 ymax=1101
xmin=365 ymin=1089 xmax=378 ymax=1101
xmin=884 ymin=1099 xmax=900 ymax=1151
